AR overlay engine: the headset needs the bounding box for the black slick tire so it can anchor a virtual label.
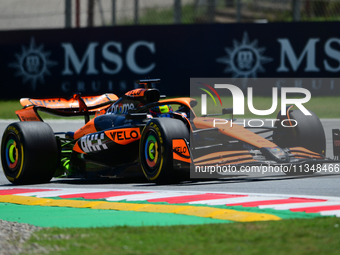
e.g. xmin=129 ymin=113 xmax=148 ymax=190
xmin=1 ymin=122 xmax=59 ymax=184
xmin=139 ymin=118 xmax=189 ymax=183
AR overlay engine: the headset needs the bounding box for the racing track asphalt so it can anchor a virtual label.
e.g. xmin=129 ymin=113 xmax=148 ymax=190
xmin=0 ymin=119 xmax=339 ymax=197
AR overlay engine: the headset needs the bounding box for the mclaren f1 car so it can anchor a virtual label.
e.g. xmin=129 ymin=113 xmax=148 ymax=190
xmin=1 ymin=79 xmax=339 ymax=184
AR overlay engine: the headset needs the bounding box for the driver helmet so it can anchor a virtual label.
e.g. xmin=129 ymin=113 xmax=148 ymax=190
xmin=150 ymin=105 xmax=173 ymax=117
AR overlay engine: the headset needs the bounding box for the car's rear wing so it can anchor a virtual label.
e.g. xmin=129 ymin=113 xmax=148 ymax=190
xmin=16 ymin=93 xmax=118 ymax=123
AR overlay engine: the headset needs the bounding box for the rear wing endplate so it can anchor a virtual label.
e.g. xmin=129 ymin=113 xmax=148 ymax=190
xmin=16 ymin=93 xmax=118 ymax=124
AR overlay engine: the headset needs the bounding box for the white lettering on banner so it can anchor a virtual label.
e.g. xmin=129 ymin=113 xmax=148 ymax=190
xmin=77 ymin=81 xmax=85 ymax=91
xmin=61 ymin=80 xmax=126 ymax=93
xmin=61 ymin=82 xmax=70 ymax=92
xmin=101 ymin=42 xmax=123 ymax=74
xmin=277 ymin=38 xmax=320 ymax=72
xmin=126 ymin=41 xmax=156 ymax=74
xmin=61 ymin=41 xmax=155 ymax=76
xmin=91 ymin=81 xmax=101 ymax=91
xmin=324 ymin=38 xmax=340 ymax=72
xmin=277 ymin=37 xmax=340 ymax=73
xmin=62 ymin=43 xmax=99 ymax=75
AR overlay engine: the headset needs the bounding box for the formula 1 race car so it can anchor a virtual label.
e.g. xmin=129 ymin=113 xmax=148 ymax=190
xmin=1 ymin=79 xmax=340 ymax=184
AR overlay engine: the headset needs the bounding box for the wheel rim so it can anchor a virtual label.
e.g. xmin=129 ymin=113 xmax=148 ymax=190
xmin=4 ymin=136 xmax=20 ymax=172
xmin=144 ymin=131 xmax=160 ymax=171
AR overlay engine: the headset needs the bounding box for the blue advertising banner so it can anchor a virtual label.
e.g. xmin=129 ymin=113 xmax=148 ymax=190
xmin=0 ymin=22 xmax=340 ymax=99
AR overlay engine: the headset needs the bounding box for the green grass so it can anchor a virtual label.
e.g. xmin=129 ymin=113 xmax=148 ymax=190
xmin=25 ymin=217 xmax=340 ymax=255
xmin=0 ymin=101 xmax=22 ymax=119
xmin=1 ymin=96 xmax=339 ymax=120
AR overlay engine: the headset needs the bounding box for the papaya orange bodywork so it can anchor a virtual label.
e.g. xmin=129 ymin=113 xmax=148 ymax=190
xmin=74 ymin=118 xmax=97 ymax=139
xmin=105 ymin=128 xmax=141 ymax=145
xmin=172 ymin=138 xmax=191 ymax=163
xmin=19 ymin=94 xmax=118 ymax=109
xmin=125 ymin=88 xmax=147 ymax=97
xmin=15 ymin=106 xmax=41 ymax=122
xmin=289 ymin=147 xmax=323 ymax=158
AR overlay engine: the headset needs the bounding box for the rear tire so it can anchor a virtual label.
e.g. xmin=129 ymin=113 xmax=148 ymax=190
xmin=140 ymin=118 xmax=189 ymax=183
xmin=1 ymin=122 xmax=59 ymax=184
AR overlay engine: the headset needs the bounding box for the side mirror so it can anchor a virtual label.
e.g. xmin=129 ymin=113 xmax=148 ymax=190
xmin=190 ymin=99 xmax=198 ymax=108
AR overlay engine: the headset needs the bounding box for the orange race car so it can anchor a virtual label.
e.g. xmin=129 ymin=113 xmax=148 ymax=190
xmin=1 ymin=79 xmax=339 ymax=184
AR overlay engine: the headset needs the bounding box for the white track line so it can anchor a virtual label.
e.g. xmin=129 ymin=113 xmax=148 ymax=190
xmin=18 ymin=189 xmax=115 ymax=198
xmin=320 ymin=210 xmax=340 ymax=217
xmin=258 ymin=201 xmax=340 ymax=210
xmin=105 ymin=192 xmax=196 ymax=201
xmin=189 ymin=196 xmax=285 ymax=205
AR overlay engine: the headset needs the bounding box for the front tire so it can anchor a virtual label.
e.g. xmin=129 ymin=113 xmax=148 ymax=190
xmin=1 ymin=122 xmax=59 ymax=184
xmin=273 ymin=109 xmax=326 ymax=176
xmin=273 ymin=109 xmax=326 ymax=155
xmin=140 ymin=118 xmax=189 ymax=183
